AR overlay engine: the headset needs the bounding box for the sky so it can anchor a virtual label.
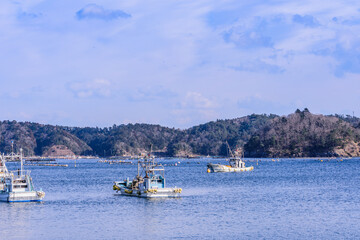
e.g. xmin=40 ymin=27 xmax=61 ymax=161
xmin=0 ymin=0 xmax=360 ymax=129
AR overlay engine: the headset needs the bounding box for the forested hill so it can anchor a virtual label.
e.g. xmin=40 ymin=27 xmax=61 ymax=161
xmin=0 ymin=121 xmax=91 ymax=156
xmin=244 ymin=109 xmax=360 ymax=157
xmin=1 ymin=109 xmax=360 ymax=157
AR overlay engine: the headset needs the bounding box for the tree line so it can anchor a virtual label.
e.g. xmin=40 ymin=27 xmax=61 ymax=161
xmin=1 ymin=109 xmax=359 ymax=157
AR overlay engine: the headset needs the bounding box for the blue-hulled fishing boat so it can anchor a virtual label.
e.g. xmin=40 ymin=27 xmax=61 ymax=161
xmin=113 ymin=156 xmax=181 ymax=198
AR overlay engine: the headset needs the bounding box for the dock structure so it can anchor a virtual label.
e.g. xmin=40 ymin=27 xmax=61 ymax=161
xmin=98 ymin=159 xmax=133 ymax=165
xmin=24 ymin=163 xmax=68 ymax=167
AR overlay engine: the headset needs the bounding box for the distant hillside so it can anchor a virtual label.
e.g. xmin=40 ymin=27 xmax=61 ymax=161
xmin=1 ymin=109 xmax=360 ymax=157
xmin=244 ymin=109 xmax=360 ymax=157
xmin=0 ymin=121 xmax=91 ymax=156
xmin=167 ymin=114 xmax=277 ymax=157
xmin=67 ymin=124 xmax=181 ymax=157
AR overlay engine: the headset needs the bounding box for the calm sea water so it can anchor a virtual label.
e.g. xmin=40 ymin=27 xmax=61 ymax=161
xmin=0 ymin=157 xmax=359 ymax=239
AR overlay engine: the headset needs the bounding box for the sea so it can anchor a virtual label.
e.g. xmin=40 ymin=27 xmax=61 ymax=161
xmin=0 ymin=157 xmax=359 ymax=239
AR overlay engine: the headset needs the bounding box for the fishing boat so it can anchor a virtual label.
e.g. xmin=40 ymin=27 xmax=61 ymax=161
xmin=113 ymin=155 xmax=182 ymax=198
xmin=0 ymin=148 xmax=45 ymax=202
xmin=207 ymin=142 xmax=254 ymax=173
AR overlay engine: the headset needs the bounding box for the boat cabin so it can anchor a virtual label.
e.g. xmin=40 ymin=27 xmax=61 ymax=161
xmin=229 ymin=158 xmax=245 ymax=168
xmin=143 ymin=174 xmax=165 ymax=189
xmin=8 ymin=171 xmax=35 ymax=193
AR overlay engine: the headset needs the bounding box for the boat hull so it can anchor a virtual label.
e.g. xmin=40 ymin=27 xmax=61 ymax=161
xmin=207 ymin=163 xmax=254 ymax=173
xmin=114 ymin=187 xmax=181 ymax=198
xmin=0 ymin=191 xmax=45 ymax=202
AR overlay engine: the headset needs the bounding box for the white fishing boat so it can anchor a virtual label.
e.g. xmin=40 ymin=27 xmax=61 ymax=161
xmin=0 ymin=148 xmax=45 ymax=202
xmin=207 ymin=142 xmax=254 ymax=173
xmin=113 ymin=155 xmax=182 ymax=198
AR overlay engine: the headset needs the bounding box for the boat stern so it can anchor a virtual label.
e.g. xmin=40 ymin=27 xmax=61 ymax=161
xmin=7 ymin=190 xmax=45 ymax=202
xmin=140 ymin=187 xmax=182 ymax=198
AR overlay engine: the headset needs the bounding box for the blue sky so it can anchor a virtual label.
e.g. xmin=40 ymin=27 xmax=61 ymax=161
xmin=0 ymin=0 xmax=359 ymax=128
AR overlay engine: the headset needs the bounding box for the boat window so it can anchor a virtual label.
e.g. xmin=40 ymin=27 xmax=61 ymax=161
xmin=14 ymin=180 xmax=27 ymax=183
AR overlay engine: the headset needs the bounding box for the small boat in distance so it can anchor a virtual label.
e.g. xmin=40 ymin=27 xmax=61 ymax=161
xmin=113 ymin=154 xmax=182 ymax=198
xmin=207 ymin=142 xmax=254 ymax=173
xmin=0 ymin=148 xmax=45 ymax=202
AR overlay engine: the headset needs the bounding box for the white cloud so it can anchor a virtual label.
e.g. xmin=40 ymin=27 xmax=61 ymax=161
xmin=127 ymin=86 xmax=176 ymax=102
xmin=68 ymin=79 xmax=112 ymax=98
xmin=182 ymin=92 xmax=217 ymax=109
xmin=1 ymin=0 xmax=360 ymax=128
xmin=76 ymin=4 xmax=131 ymax=21
xmin=168 ymin=91 xmax=220 ymax=127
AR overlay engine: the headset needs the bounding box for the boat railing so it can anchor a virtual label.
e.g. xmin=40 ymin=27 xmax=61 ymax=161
xmin=10 ymin=170 xmax=31 ymax=178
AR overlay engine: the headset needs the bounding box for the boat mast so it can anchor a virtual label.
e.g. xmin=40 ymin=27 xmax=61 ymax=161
xmin=20 ymin=148 xmax=23 ymax=176
xmin=137 ymin=159 xmax=140 ymax=177
xmin=226 ymin=141 xmax=235 ymax=158
xmin=11 ymin=140 xmax=14 ymax=161
xmin=150 ymin=144 xmax=154 ymax=166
